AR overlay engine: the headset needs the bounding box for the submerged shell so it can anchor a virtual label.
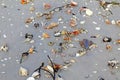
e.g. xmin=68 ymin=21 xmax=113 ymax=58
xmin=85 ymin=9 xmax=93 ymax=16
xmin=19 ymin=67 xmax=28 ymax=76
xmin=32 ymin=71 xmax=40 ymax=79
xmin=26 ymin=77 xmax=35 ymax=80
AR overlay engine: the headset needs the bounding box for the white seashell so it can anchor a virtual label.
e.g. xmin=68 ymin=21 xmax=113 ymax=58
xmin=26 ymin=77 xmax=35 ymax=80
xmin=32 ymin=71 xmax=40 ymax=79
xmin=47 ymin=65 xmax=54 ymax=72
xmin=76 ymin=53 xmax=80 ymax=57
xmin=80 ymin=21 xmax=85 ymax=24
xmin=85 ymin=9 xmax=93 ymax=16
xmin=19 ymin=67 xmax=28 ymax=77
xmin=95 ymin=27 xmax=101 ymax=30
xmin=111 ymin=20 xmax=116 ymax=24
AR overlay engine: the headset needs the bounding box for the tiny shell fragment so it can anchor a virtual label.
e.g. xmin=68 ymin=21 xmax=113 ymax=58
xmin=70 ymin=1 xmax=78 ymax=6
xmin=69 ymin=18 xmax=77 ymax=27
xmin=43 ymin=3 xmax=51 ymax=10
xmin=19 ymin=67 xmax=28 ymax=76
xmin=42 ymin=33 xmax=50 ymax=38
xmin=0 ymin=44 xmax=8 ymax=52
xmin=45 ymin=22 xmax=58 ymax=29
xmin=29 ymin=6 xmax=35 ymax=12
xmin=85 ymin=9 xmax=93 ymax=16
xmin=25 ymin=18 xmax=33 ymax=24
xmin=105 ymin=19 xmax=111 ymax=24
xmin=116 ymin=20 xmax=120 ymax=26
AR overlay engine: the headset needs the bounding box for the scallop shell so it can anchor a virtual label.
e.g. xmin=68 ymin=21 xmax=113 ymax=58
xmin=19 ymin=67 xmax=28 ymax=76
xmin=26 ymin=77 xmax=35 ymax=80
xmin=85 ymin=9 xmax=93 ymax=16
xmin=32 ymin=71 xmax=40 ymax=79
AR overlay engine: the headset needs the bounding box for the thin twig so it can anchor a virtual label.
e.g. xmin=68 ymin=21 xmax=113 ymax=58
xmin=47 ymin=55 xmax=56 ymax=80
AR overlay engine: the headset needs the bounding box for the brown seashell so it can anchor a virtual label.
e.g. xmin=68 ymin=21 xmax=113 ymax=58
xmin=70 ymin=1 xmax=78 ymax=6
xmin=45 ymin=22 xmax=58 ymax=29
xmin=25 ymin=18 xmax=33 ymax=24
xmin=106 ymin=44 xmax=112 ymax=50
xmin=116 ymin=20 xmax=120 ymax=26
xmin=105 ymin=19 xmax=111 ymax=24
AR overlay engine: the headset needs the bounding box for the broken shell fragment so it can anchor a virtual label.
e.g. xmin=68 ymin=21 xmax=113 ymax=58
xmin=116 ymin=20 xmax=120 ymax=26
xmin=106 ymin=44 xmax=112 ymax=50
xmin=116 ymin=39 xmax=120 ymax=44
xmin=70 ymin=1 xmax=78 ymax=6
xmin=42 ymin=33 xmax=50 ymax=38
xmin=85 ymin=9 xmax=93 ymax=16
xmin=26 ymin=77 xmax=35 ymax=80
xmin=19 ymin=67 xmax=28 ymax=76
xmin=32 ymin=71 xmax=40 ymax=79
xmin=69 ymin=18 xmax=77 ymax=27
xmin=43 ymin=3 xmax=51 ymax=10
xmin=0 ymin=44 xmax=8 ymax=52
xmin=25 ymin=18 xmax=33 ymax=24
xmin=29 ymin=6 xmax=35 ymax=12
xmin=105 ymin=19 xmax=111 ymax=24
xmin=45 ymin=22 xmax=58 ymax=29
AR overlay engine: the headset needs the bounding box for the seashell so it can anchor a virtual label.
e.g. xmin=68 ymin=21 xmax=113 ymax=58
xmin=46 ymin=65 xmax=54 ymax=72
xmin=105 ymin=19 xmax=111 ymax=24
xmin=69 ymin=18 xmax=77 ymax=27
xmin=19 ymin=67 xmax=28 ymax=76
xmin=70 ymin=1 xmax=78 ymax=6
xmin=45 ymin=23 xmax=58 ymax=29
xmin=116 ymin=20 xmax=120 ymax=26
xmin=32 ymin=71 xmax=40 ymax=79
xmin=29 ymin=6 xmax=35 ymax=12
xmin=42 ymin=33 xmax=50 ymax=38
xmin=106 ymin=44 xmax=112 ymax=50
xmin=0 ymin=44 xmax=8 ymax=52
xmin=111 ymin=20 xmax=116 ymax=24
xmin=43 ymin=3 xmax=51 ymax=10
xmin=116 ymin=39 xmax=120 ymax=44
xmin=85 ymin=9 xmax=93 ymax=16
xmin=70 ymin=59 xmax=76 ymax=63
xmin=26 ymin=77 xmax=35 ymax=80
xmin=25 ymin=18 xmax=33 ymax=24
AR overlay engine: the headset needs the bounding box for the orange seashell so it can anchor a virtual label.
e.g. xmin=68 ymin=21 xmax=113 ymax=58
xmin=21 ymin=0 xmax=27 ymax=4
xmin=63 ymin=37 xmax=71 ymax=41
xmin=116 ymin=39 xmax=120 ymax=44
xmin=105 ymin=19 xmax=111 ymax=24
xmin=42 ymin=33 xmax=50 ymax=38
xmin=28 ymin=48 xmax=34 ymax=54
xmin=70 ymin=1 xmax=78 ymax=6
